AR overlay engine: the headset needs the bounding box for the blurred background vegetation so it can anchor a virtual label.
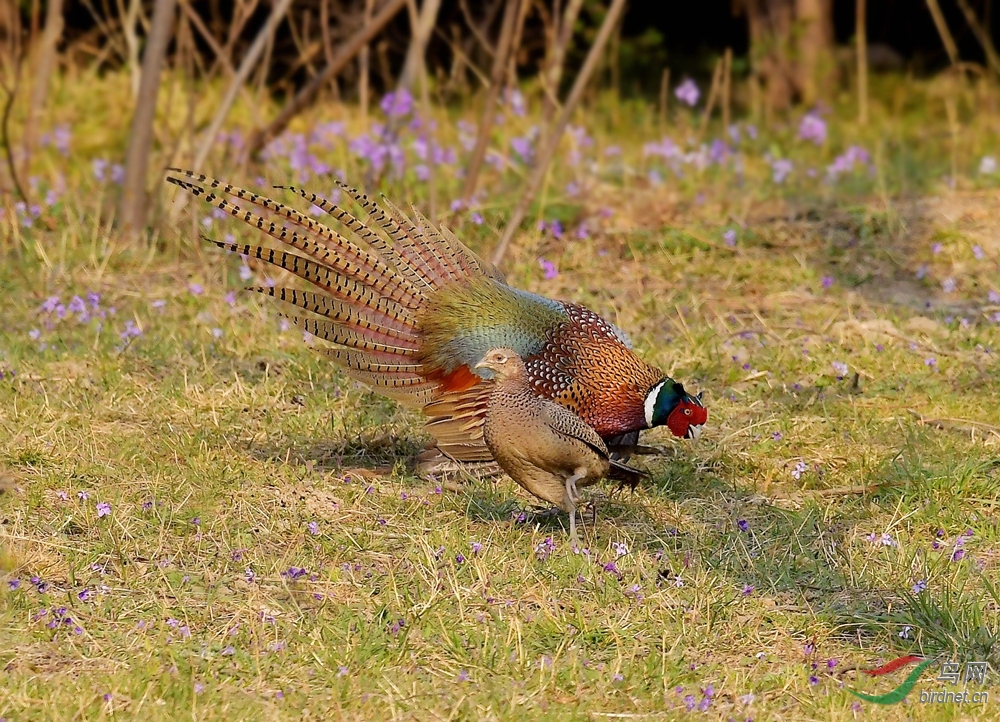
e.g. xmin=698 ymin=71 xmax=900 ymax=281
xmin=3 ymin=0 xmax=1000 ymax=242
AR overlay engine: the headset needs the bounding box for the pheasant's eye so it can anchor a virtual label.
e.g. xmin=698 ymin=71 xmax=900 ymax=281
xmin=683 ymin=408 xmax=692 ymax=416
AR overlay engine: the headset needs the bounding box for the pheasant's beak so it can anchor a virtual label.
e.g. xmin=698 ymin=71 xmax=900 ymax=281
xmin=686 ymin=424 xmax=704 ymax=441
xmin=473 ymin=361 xmax=486 ymax=371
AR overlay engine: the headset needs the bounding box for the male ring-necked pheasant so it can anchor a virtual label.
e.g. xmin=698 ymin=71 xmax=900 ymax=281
xmin=477 ymin=347 xmax=641 ymax=540
xmin=165 ymin=170 xmax=707 ymax=472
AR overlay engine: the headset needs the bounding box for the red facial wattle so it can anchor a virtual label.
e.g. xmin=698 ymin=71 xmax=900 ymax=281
xmin=666 ymin=401 xmax=708 ymax=438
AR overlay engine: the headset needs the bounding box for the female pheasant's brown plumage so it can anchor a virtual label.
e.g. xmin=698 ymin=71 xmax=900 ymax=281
xmin=477 ymin=347 xmax=617 ymax=540
xmin=165 ymin=170 xmax=707 ymax=471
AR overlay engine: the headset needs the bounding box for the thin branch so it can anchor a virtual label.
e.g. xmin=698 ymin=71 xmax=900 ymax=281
xmin=460 ymin=0 xmax=520 ymax=203
xmin=491 ymin=0 xmax=628 ymax=267
xmin=698 ymin=54 xmax=723 ymax=140
xmin=459 ymin=0 xmax=498 ymax=57
xmin=721 ymin=47 xmax=732 ymax=131
xmin=541 ymin=0 xmax=583 ymax=124
xmin=857 ymin=0 xmax=868 ymax=124
xmin=177 ymin=0 xmax=235 ymax=79
xmin=925 ymin=0 xmax=960 ymax=67
xmin=955 ymin=0 xmax=1000 ymax=77
xmin=246 ymin=0 xmax=408 ymax=158
xmin=1 ymin=6 xmax=27 ymax=203
xmin=182 ymin=0 xmax=293 ymax=186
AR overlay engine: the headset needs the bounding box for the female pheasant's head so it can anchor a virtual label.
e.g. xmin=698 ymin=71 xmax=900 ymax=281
xmin=644 ymin=380 xmax=707 ymax=440
xmin=474 ymin=347 xmax=525 ymax=381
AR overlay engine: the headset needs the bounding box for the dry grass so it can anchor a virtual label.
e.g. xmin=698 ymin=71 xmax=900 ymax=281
xmin=1 ymin=72 xmax=999 ymax=720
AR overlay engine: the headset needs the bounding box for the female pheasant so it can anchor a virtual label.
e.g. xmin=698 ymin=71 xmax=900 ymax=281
xmin=477 ymin=347 xmax=642 ymax=540
xmin=165 ymin=170 xmax=707 ymax=470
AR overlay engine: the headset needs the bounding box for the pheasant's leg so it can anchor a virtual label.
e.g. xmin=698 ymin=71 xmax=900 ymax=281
xmin=565 ymin=468 xmax=586 ymax=545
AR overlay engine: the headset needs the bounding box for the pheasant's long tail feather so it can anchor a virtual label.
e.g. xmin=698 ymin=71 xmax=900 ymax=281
xmin=258 ymin=287 xmax=419 ymax=343
xmin=166 ymin=169 xmax=503 ymax=414
xmin=209 ymin=240 xmax=417 ymax=327
xmin=283 ymin=315 xmax=420 ymax=357
xmin=277 ymin=183 xmax=437 ymax=293
xmin=166 ymin=171 xmax=422 ymax=306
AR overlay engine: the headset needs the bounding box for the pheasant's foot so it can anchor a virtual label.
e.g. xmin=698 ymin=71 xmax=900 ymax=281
xmin=568 ymin=508 xmax=579 ymax=547
xmin=565 ymin=468 xmax=586 ymax=545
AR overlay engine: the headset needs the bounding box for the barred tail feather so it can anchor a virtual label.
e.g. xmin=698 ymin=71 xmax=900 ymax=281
xmin=257 ymin=287 xmax=419 ymax=341
xmin=281 ymin=183 xmax=436 ymax=294
xmin=284 ymin=315 xmax=420 ymax=357
xmin=167 ymin=171 xmax=423 ymax=306
xmin=379 ymin=194 xmax=460 ymax=285
xmin=166 ymin=169 xmax=506 ymax=417
xmin=209 ymin=240 xmax=417 ymax=325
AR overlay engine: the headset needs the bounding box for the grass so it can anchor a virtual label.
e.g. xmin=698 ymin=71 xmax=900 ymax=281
xmin=1 ymin=70 xmax=1000 ymax=719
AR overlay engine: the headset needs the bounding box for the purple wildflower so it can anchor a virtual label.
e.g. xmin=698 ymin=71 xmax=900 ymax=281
xmin=96 ymin=502 xmax=111 ymax=518
xmin=510 ymin=135 xmax=534 ymax=164
xmin=538 ymin=258 xmax=558 ymax=280
xmin=798 ymin=113 xmax=827 ymax=145
xmin=535 ymin=537 xmax=557 ymax=561
xmin=380 ymin=89 xmax=413 ymax=118
xmin=602 ymin=561 xmax=623 ymax=580
xmin=771 ymin=158 xmax=793 ymax=184
xmin=119 ymin=321 xmax=141 ymax=341
xmin=912 ymin=579 xmax=927 ymax=594
xmin=826 ymin=145 xmax=870 ymax=180
xmin=307 ymin=521 xmax=319 ymax=536
xmin=737 ymin=519 xmax=750 ymax=532
xmin=698 ymin=684 xmax=714 ymax=710
xmin=675 ymin=79 xmax=699 ymax=106
xmin=723 ymin=229 xmax=737 ymax=246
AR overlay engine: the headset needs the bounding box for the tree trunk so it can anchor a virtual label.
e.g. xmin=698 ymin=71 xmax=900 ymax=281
xmin=744 ymin=0 xmax=833 ymax=111
xmin=746 ymin=0 xmax=795 ymax=113
xmin=119 ymin=0 xmax=177 ymax=237
xmin=22 ymin=0 xmax=64 ymax=176
xmin=398 ymin=0 xmax=442 ymax=91
xmin=795 ymin=0 xmax=833 ymax=106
